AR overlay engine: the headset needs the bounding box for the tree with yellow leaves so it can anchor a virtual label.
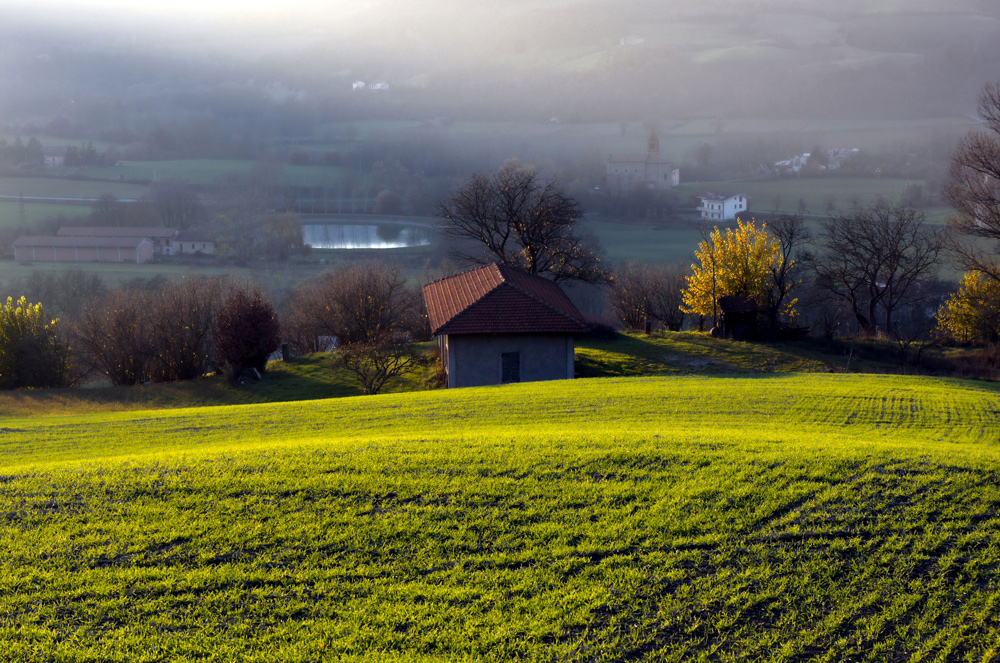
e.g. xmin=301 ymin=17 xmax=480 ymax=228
xmin=0 ymin=296 xmax=72 ymax=389
xmin=681 ymin=216 xmax=803 ymax=329
xmin=936 ymin=271 xmax=1000 ymax=343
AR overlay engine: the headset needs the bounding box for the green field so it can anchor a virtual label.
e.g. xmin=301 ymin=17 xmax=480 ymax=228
xmin=0 ymin=201 xmax=88 ymax=227
xmin=0 ymin=177 xmax=147 ymax=200
xmin=2 ymin=373 xmax=1000 ymax=659
xmin=674 ymin=178 xmax=952 ymax=223
xmin=582 ymin=218 xmax=703 ymax=264
xmin=73 ymin=161 xmax=371 ymax=189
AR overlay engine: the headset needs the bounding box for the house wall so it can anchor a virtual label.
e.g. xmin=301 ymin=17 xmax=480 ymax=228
xmin=607 ymin=161 xmax=676 ymax=192
xmin=443 ymin=333 xmax=575 ymax=388
xmin=168 ymin=240 xmax=215 ymax=255
xmin=700 ymin=196 xmax=748 ymax=220
xmin=14 ymin=244 xmax=152 ymax=264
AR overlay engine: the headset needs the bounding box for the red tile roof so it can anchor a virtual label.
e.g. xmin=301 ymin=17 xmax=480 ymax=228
xmin=423 ymin=263 xmax=589 ymax=336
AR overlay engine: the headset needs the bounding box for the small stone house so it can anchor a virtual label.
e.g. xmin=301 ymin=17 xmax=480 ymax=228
xmin=422 ymin=263 xmax=590 ymax=389
xmin=716 ymin=295 xmax=760 ymax=340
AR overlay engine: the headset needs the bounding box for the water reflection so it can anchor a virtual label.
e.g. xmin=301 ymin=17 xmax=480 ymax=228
xmin=302 ymin=223 xmax=434 ymax=249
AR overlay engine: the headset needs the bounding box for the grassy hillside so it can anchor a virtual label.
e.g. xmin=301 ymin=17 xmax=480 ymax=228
xmin=1 ymin=373 xmax=999 ymax=659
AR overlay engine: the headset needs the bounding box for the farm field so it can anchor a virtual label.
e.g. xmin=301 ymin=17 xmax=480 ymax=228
xmin=673 ymin=177 xmax=952 ymax=223
xmin=0 ymin=201 xmax=88 ymax=227
xmin=581 ymin=218 xmax=703 ymax=265
xmin=73 ymin=160 xmax=370 ymax=189
xmin=1 ymin=373 xmax=1000 ymax=659
xmin=0 ymin=177 xmax=147 ymax=200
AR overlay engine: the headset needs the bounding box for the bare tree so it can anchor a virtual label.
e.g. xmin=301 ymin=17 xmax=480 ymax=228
xmin=282 ymin=262 xmax=424 ymax=352
xmin=263 ymin=213 xmax=305 ymax=261
xmin=609 ymin=261 xmax=686 ymax=331
xmin=148 ymin=277 xmax=228 ymax=382
xmin=812 ymin=202 xmax=943 ymax=336
xmin=436 ymin=162 xmax=606 ymax=284
xmin=73 ymin=289 xmax=154 ymax=386
xmin=334 ymin=333 xmax=415 ymax=395
xmin=763 ymin=214 xmax=811 ymax=330
xmin=215 ymin=162 xmax=278 ymax=265
xmin=943 ymin=81 xmax=1000 ymax=284
xmin=90 ymin=193 xmax=126 ymax=227
xmin=144 ymin=178 xmax=205 ymax=229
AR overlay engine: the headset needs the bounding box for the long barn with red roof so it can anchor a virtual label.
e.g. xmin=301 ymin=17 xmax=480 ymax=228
xmin=422 ymin=262 xmax=589 ymax=388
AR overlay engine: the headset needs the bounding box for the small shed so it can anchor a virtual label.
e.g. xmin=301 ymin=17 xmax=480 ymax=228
xmin=716 ymin=295 xmax=760 ymax=340
xmin=422 ymin=263 xmax=590 ymax=389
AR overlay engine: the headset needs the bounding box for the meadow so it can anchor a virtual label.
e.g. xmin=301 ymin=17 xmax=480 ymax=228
xmin=0 ymin=178 xmax=147 ymax=201
xmin=1 ymin=373 xmax=999 ymax=660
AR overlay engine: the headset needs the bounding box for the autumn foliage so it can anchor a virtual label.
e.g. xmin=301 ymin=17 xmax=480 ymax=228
xmin=681 ymin=218 xmax=797 ymax=326
xmin=936 ymin=271 xmax=1000 ymax=343
xmin=0 ymin=297 xmax=72 ymax=389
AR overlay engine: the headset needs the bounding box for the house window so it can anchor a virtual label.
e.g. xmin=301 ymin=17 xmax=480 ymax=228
xmin=501 ymin=352 xmax=520 ymax=383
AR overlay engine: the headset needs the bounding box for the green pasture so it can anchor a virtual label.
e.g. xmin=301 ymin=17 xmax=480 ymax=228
xmin=73 ymin=160 xmax=373 ymax=189
xmin=674 ymin=177 xmax=952 ymax=223
xmin=73 ymin=159 xmax=253 ymax=184
xmin=0 ymin=201 xmax=88 ymax=227
xmin=0 ymin=349 xmax=441 ymax=419
xmin=0 ymin=374 xmax=999 ymax=659
xmin=576 ymin=331 xmax=829 ymax=376
xmin=582 ymin=218 xmax=702 ymax=265
xmin=0 ymin=177 xmax=147 ymax=200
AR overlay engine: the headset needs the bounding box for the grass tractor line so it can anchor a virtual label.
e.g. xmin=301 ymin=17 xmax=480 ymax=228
xmin=0 ymin=373 xmax=999 ymax=659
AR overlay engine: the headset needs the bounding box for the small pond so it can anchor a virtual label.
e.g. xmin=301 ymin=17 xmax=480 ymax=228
xmin=302 ymin=221 xmax=435 ymax=250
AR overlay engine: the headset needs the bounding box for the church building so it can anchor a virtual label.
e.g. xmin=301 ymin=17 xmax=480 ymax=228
xmin=606 ymin=131 xmax=680 ymax=193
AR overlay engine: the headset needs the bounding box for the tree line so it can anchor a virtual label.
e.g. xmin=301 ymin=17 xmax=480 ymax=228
xmin=0 ymin=261 xmax=431 ymax=395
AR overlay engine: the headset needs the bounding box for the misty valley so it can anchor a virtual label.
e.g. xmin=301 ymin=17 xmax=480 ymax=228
xmin=1 ymin=0 xmax=1000 ymax=660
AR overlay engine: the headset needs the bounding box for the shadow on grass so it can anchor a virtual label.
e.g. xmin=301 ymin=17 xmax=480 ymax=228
xmin=576 ymin=331 xmax=830 ymax=378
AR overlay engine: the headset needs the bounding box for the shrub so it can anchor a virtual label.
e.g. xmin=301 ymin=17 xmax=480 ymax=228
xmin=334 ymin=333 xmax=415 ymax=395
xmin=74 ymin=289 xmax=154 ymax=386
xmin=282 ymin=262 xmax=424 ymax=352
xmin=0 ymin=297 xmax=72 ymax=389
xmin=216 ymin=286 xmax=280 ymax=381
xmin=148 ymin=277 xmax=228 ymax=382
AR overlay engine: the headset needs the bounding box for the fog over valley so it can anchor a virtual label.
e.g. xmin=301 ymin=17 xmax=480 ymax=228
xmin=4 ymin=0 xmax=999 ymax=130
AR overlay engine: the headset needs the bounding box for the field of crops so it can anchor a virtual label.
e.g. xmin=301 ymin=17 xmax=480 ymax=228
xmin=1 ymin=373 xmax=999 ymax=660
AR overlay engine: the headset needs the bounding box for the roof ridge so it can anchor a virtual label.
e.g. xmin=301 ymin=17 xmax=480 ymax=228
xmin=493 ymin=264 xmax=584 ymax=325
xmin=423 ymin=261 xmax=503 ymax=288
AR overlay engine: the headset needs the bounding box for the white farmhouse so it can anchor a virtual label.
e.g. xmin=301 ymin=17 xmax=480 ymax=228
xmin=698 ymin=193 xmax=749 ymax=221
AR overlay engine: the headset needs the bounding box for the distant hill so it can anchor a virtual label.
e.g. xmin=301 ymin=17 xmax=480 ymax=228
xmin=1 ymin=0 xmax=998 ymax=134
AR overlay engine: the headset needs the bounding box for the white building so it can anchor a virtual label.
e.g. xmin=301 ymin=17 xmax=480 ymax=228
xmin=826 ymin=148 xmax=859 ymax=170
xmin=698 ymin=193 xmax=749 ymax=221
